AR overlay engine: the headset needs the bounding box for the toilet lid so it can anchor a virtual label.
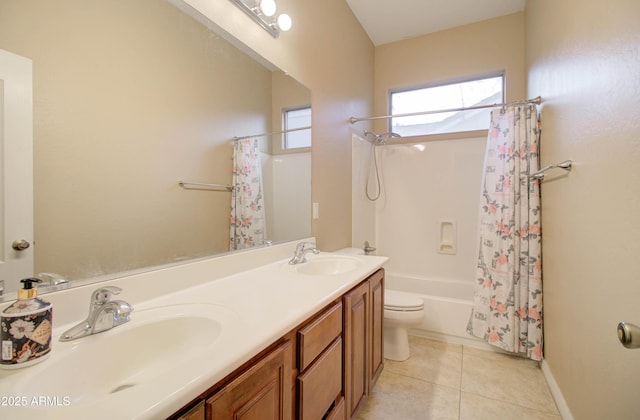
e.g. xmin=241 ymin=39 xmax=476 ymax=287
xmin=384 ymin=289 xmax=424 ymax=311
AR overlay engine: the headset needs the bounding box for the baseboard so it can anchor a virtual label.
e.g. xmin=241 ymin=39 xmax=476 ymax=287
xmin=540 ymin=360 xmax=573 ymax=420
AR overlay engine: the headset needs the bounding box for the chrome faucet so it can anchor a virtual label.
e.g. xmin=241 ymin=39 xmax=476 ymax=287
xmin=59 ymin=286 xmax=133 ymax=342
xmin=289 ymin=241 xmax=320 ymax=265
xmin=35 ymin=272 xmax=70 ymax=292
xmin=364 ymin=241 xmax=376 ymax=255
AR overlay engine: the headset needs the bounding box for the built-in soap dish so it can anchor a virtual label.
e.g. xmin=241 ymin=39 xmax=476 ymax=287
xmin=438 ymin=220 xmax=457 ymax=255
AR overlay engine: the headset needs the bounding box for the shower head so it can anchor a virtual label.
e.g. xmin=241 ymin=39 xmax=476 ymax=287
xmin=363 ymin=130 xmax=402 ymax=145
xmin=381 ymin=132 xmax=401 ymax=140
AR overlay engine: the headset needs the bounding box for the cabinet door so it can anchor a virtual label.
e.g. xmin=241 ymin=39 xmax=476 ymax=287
xmin=343 ymin=281 xmax=369 ymax=418
xmin=207 ymin=341 xmax=292 ymax=420
xmin=369 ymin=269 xmax=384 ymax=386
xmin=297 ymin=337 xmax=343 ymax=420
xmin=176 ymin=401 xmax=205 ymax=420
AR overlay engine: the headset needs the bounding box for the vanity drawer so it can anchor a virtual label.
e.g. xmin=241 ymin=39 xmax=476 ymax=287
xmin=298 ymin=301 xmax=342 ymax=371
xmin=325 ymin=397 xmax=345 ymax=420
xmin=297 ymin=337 xmax=342 ymax=420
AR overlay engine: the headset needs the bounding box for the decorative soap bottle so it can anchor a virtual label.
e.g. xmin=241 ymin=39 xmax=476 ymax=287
xmin=1 ymin=278 xmax=53 ymax=369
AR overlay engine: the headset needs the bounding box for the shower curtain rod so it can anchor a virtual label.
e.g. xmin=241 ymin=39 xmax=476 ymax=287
xmin=232 ymin=125 xmax=311 ymax=141
xmin=348 ymin=96 xmax=542 ymax=124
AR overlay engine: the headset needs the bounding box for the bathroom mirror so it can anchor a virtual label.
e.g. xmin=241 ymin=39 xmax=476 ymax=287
xmin=0 ymin=0 xmax=311 ymax=298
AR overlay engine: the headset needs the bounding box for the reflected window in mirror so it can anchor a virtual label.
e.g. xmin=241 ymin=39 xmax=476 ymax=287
xmin=283 ymin=107 xmax=312 ymax=150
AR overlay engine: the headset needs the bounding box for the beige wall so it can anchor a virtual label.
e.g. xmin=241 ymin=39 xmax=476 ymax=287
xmin=183 ymin=0 xmax=375 ymax=251
xmin=526 ymin=0 xmax=640 ymax=418
xmin=374 ymin=13 xmax=525 ymax=135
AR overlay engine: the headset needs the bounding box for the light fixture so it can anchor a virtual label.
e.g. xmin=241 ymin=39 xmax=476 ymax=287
xmin=229 ymin=0 xmax=292 ymax=38
xmin=259 ymin=0 xmax=276 ymax=17
xmin=276 ymin=13 xmax=292 ymax=32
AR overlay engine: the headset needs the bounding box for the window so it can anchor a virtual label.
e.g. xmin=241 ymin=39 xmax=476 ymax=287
xmin=390 ymin=74 xmax=504 ymax=137
xmin=283 ymin=106 xmax=311 ymax=150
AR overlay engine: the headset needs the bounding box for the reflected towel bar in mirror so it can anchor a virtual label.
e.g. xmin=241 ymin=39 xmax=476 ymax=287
xmin=178 ymin=181 xmax=234 ymax=192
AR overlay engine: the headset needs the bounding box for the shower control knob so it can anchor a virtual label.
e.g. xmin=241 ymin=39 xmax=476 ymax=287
xmin=617 ymin=321 xmax=640 ymax=349
xmin=11 ymin=239 xmax=30 ymax=251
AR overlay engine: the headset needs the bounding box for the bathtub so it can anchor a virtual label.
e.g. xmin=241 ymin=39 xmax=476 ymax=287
xmin=385 ymin=273 xmax=486 ymax=347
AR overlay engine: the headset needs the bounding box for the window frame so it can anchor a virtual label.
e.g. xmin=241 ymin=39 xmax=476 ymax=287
xmin=388 ymin=72 xmax=505 ymax=136
xmin=282 ymin=105 xmax=312 ymax=152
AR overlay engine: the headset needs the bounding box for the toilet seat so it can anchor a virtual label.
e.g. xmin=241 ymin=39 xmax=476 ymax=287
xmin=384 ymin=289 xmax=424 ymax=312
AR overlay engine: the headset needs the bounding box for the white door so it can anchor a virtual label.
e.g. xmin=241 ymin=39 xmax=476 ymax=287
xmin=0 ymin=49 xmax=34 ymax=295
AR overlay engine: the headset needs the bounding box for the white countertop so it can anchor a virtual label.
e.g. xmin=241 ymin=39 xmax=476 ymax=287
xmin=0 ymin=248 xmax=387 ymax=419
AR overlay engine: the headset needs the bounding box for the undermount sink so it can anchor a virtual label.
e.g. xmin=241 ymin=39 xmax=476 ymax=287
xmin=12 ymin=303 xmax=237 ymax=405
xmin=295 ymin=255 xmax=363 ymax=276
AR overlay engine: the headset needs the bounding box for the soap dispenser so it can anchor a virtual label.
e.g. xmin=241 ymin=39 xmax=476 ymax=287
xmin=1 ymin=278 xmax=53 ymax=369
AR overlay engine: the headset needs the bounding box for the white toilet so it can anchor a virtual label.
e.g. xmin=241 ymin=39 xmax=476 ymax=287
xmin=384 ymin=289 xmax=425 ymax=361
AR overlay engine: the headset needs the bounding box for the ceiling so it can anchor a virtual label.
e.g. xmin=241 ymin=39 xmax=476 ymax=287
xmin=345 ymin=0 xmax=526 ymax=46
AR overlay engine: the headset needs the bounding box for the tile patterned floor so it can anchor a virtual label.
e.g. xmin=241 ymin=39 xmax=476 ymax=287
xmin=358 ymin=336 xmax=560 ymax=420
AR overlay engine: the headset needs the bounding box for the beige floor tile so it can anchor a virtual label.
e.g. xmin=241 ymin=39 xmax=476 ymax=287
xmin=460 ymin=392 xmax=562 ymax=420
xmin=463 ymin=345 xmax=540 ymax=368
xmin=461 ymin=349 xmax=559 ymax=415
xmin=358 ymin=369 xmax=460 ymax=420
xmin=384 ymin=336 xmax=463 ymax=389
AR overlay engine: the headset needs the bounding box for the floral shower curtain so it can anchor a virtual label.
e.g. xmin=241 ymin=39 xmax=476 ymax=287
xmin=229 ymin=138 xmax=266 ymax=251
xmin=467 ymin=104 xmax=543 ymax=361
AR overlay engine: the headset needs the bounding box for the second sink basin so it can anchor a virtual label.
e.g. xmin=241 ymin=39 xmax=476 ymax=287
xmin=295 ymin=255 xmax=363 ymax=276
xmin=12 ymin=303 xmax=238 ymax=405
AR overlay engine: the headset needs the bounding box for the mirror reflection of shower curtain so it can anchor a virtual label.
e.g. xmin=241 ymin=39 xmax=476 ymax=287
xmin=467 ymin=104 xmax=543 ymax=361
xmin=229 ymin=138 xmax=266 ymax=250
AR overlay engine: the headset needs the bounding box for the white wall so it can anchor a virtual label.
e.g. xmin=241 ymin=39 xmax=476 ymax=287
xmin=354 ymin=136 xmax=486 ymax=284
xmin=351 ymin=134 xmax=377 ymax=250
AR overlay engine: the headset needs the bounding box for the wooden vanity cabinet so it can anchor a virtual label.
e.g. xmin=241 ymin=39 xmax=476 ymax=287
xmin=343 ymin=268 xmax=384 ymax=419
xmin=175 ymin=401 xmax=205 ymax=420
xmin=170 ymin=268 xmax=385 ymax=420
xmin=207 ymin=340 xmax=293 ymax=420
xmin=297 ymin=301 xmax=344 ymax=419
xmin=369 ymin=269 xmax=385 ymax=385
xmin=170 ymin=339 xmax=293 ymax=420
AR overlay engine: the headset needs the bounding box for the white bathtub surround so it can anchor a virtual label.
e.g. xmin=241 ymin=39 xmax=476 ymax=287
xmin=351 ymin=133 xmax=376 ymax=249
xmin=0 ymin=241 xmax=388 ymax=419
xmin=467 ymin=105 xmax=543 ymax=361
xmin=368 ymin=136 xmax=486 ymax=285
xmin=265 ymin=151 xmax=311 ymax=243
xmin=385 ymin=273 xmax=491 ymax=349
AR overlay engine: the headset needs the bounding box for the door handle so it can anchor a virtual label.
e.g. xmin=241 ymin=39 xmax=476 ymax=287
xmin=617 ymin=322 xmax=640 ymax=349
xmin=12 ymin=239 xmax=31 ymax=251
